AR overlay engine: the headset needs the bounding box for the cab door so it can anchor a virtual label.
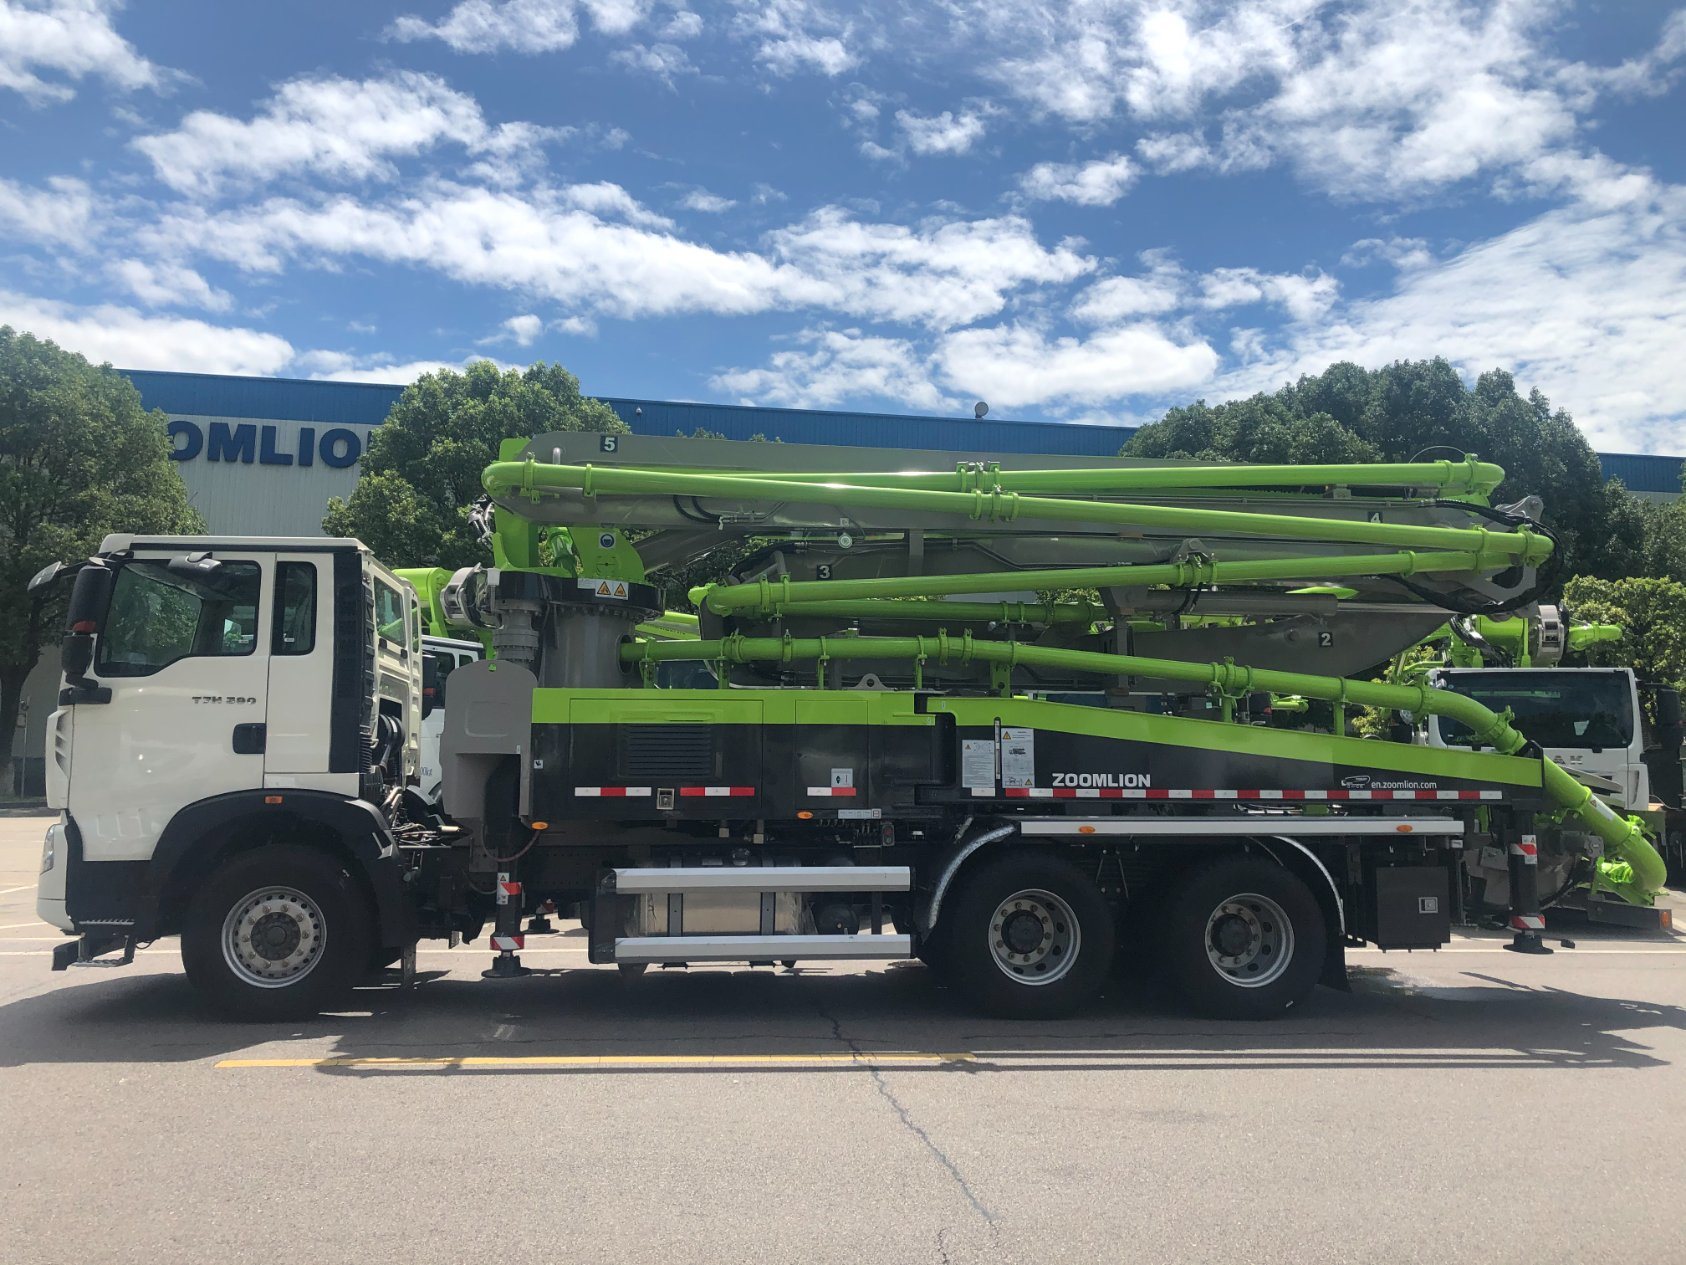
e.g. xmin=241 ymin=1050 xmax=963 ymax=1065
xmin=264 ymin=553 xmax=336 ymax=779
xmin=66 ymin=550 xmax=272 ymax=863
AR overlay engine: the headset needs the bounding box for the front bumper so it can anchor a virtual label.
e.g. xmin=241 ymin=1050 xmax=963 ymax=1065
xmin=36 ymin=822 xmax=72 ymax=932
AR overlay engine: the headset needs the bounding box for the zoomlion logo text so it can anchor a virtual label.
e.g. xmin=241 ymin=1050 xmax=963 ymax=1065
xmin=1340 ymin=774 xmax=1438 ymax=791
xmin=1052 ymin=772 xmax=1153 ymax=788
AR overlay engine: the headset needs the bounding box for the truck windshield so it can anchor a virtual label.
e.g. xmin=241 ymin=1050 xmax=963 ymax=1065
xmin=1436 ymin=671 xmax=1633 ymax=750
xmin=96 ymin=560 xmax=262 ymax=676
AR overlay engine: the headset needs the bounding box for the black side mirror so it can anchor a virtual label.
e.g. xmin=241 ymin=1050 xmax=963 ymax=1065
xmin=421 ymin=657 xmax=440 ymax=719
xmin=27 ymin=561 xmax=68 ymax=592
xmin=60 ymin=563 xmax=114 ymax=693
xmin=1653 ymin=686 xmax=1683 ymax=740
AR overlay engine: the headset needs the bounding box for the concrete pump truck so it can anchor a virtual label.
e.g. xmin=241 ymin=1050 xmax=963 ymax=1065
xmin=30 ymin=433 xmax=1671 ymax=1021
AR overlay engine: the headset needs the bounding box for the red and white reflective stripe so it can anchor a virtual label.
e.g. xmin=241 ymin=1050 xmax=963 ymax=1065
xmin=1510 ymin=837 xmax=1539 ymax=864
xmin=497 ymin=880 xmax=522 ymax=897
xmin=996 ymin=787 xmax=1503 ymax=801
xmin=574 ymin=786 xmax=652 ymax=798
xmin=492 ymin=934 xmax=525 ymax=952
xmin=805 ymin=786 xmax=858 ymax=797
xmin=678 ymin=786 xmax=757 ymax=798
xmin=1510 ymin=914 xmax=1546 ymax=931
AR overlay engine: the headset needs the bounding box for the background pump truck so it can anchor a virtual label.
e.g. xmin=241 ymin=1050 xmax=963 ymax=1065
xmin=32 ymin=434 xmax=1672 ymax=1020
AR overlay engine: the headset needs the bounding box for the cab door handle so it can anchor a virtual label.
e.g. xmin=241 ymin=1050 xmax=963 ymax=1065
xmin=232 ymin=723 xmax=266 ymax=755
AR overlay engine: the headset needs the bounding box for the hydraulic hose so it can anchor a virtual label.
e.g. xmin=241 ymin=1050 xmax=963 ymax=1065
xmin=618 ymin=632 xmax=1666 ymax=904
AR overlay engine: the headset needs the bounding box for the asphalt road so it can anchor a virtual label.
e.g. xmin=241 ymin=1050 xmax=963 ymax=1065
xmin=4 ymin=811 xmax=1685 ymax=1265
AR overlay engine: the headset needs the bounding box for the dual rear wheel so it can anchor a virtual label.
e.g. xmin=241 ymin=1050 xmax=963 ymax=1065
xmin=927 ymin=850 xmax=1327 ymax=1020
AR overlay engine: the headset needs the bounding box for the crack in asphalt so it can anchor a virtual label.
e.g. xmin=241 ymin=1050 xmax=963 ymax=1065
xmin=817 ymin=1003 xmax=996 ymax=1228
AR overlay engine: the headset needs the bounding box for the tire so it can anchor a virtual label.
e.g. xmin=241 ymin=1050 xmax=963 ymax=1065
xmin=181 ymin=845 xmax=373 ymax=1022
xmin=940 ymin=851 xmax=1115 ymax=1019
xmin=617 ymin=962 xmax=649 ymax=978
xmin=1158 ymin=854 xmax=1326 ymax=1020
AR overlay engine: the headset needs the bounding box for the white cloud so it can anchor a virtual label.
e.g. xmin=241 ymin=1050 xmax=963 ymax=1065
xmin=941 ymin=0 xmax=1686 ymax=203
xmin=661 ymin=9 xmax=702 ymax=39
xmin=1020 ymin=153 xmax=1136 ymax=205
xmin=765 ymin=207 xmax=1093 ymax=328
xmin=0 ymin=288 xmax=293 ymax=374
xmin=133 ymin=72 xmax=564 ymax=197
xmin=0 ymin=0 xmax=163 ymax=103
xmin=558 ymin=180 xmax=674 ymax=228
xmin=1197 ymin=267 xmax=1338 ymax=323
xmin=679 ymin=188 xmax=735 ymax=213
xmin=497 ymin=313 xmax=544 ymax=346
xmin=712 ymin=327 xmax=950 ymax=411
xmin=388 ymin=0 xmax=649 ymax=54
xmin=895 ymin=108 xmax=987 ymax=156
xmin=1070 ymin=273 xmax=1182 ymax=324
xmin=1341 ymin=236 xmax=1434 ymax=270
xmin=612 ymin=40 xmax=695 ymax=83
xmin=935 ymin=323 xmax=1219 ymax=409
xmin=111 ymin=258 xmax=231 ymax=311
xmin=0 ymin=174 xmax=94 ymax=244
xmin=736 ymin=0 xmax=857 ymax=77
xmin=153 ymin=187 xmax=1092 ymax=331
xmin=1210 ymin=186 xmax=1686 ymax=452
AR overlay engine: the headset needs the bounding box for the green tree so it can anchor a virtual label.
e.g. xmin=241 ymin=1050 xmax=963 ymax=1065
xmin=323 ymin=361 xmax=626 ymax=568
xmin=0 ymin=328 xmax=204 ymax=791
xmin=1125 ymin=359 xmax=1650 ymax=580
xmin=1562 ymin=575 xmax=1686 ymax=688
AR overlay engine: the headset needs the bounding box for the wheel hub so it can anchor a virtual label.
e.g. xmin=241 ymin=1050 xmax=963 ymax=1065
xmin=222 ymin=886 xmax=327 ymax=989
xmin=987 ymin=889 xmax=1080 ymax=986
xmin=1203 ymin=893 xmax=1294 ymax=989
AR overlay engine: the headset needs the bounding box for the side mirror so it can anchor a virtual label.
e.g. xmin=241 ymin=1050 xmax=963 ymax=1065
xmin=27 ymin=561 xmax=68 ymax=592
xmin=59 ymin=563 xmax=114 ymax=693
xmin=421 ymin=656 xmax=440 ymax=719
xmin=65 ymin=564 xmax=114 ymax=637
xmin=1653 ymin=686 xmax=1683 ymax=740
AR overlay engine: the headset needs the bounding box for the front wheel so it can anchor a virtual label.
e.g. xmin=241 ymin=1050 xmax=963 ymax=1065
xmin=1158 ymin=855 xmax=1326 ymax=1020
xmin=941 ymin=851 xmax=1115 ymax=1019
xmin=181 ymin=845 xmax=373 ymax=1022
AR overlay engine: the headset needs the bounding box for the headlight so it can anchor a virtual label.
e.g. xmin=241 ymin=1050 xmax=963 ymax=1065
xmin=40 ymin=822 xmax=61 ymax=874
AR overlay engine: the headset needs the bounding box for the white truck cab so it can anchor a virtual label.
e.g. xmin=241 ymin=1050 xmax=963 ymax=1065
xmin=34 ymin=536 xmax=421 ymax=974
xmin=1426 ymin=667 xmax=1649 ymax=809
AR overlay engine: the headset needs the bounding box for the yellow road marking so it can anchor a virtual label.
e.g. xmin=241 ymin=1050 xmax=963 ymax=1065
xmin=217 ymin=1052 xmax=975 ymax=1069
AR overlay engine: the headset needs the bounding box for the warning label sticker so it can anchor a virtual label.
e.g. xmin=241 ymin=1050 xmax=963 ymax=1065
xmin=579 ymin=577 xmax=629 ymax=600
xmin=1000 ymin=728 xmax=1035 ymax=789
xmin=831 ymin=768 xmax=854 ymax=789
xmin=961 ymin=740 xmax=995 ymax=790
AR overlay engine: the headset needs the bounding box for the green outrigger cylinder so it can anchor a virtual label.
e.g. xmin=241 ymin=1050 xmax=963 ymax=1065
xmin=469 ymin=432 xmax=1665 ymax=907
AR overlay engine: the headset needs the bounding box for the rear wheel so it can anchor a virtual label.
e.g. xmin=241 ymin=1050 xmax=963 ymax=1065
xmin=181 ymin=845 xmax=372 ymax=1022
xmin=1158 ymin=855 xmax=1326 ymax=1019
xmin=941 ymin=851 xmax=1114 ymax=1019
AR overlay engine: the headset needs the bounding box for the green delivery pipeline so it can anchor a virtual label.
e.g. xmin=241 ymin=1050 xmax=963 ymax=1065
xmin=482 ymin=462 xmax=1551 ymax=566
xmin=619 ymin=632 xmax=1667 ymax=905
xmin=697 ymin=456 xmax=1508 ymax=497
xmin=688 ymin=550 xmax=1486 ymax=616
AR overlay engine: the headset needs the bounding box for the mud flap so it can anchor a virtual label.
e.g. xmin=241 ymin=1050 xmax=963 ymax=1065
xmin=1320 ymin=938 xmax=1350 ymax=991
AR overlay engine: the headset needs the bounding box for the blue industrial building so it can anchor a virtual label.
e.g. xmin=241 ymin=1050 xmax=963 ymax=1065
xmin=124 ymin=368 xmax=1685 ymax=499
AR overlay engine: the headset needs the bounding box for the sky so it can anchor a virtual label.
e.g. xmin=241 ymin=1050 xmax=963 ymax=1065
xmin=2 ymin=1 xmax=1684 ymax=454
